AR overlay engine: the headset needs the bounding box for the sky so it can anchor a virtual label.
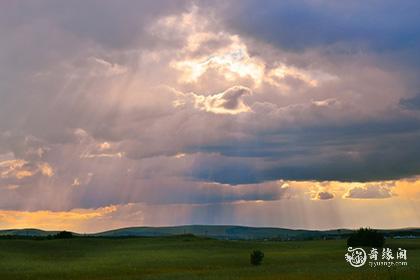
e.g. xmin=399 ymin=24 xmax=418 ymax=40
xmin=1 ymin=0 xmax=420 ymax=233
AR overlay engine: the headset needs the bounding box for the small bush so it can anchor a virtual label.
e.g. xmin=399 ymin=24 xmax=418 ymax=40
xmin=347 ymin=228 xmax=385 ymax=247
xmin=250 ymin=250 xmax=264 ymax=266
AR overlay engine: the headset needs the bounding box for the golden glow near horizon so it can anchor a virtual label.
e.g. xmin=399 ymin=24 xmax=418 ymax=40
xmin=0 ymin=206 xmax=117 ymax=232
xmin=1 ymin=178 xmax=419 ymax=232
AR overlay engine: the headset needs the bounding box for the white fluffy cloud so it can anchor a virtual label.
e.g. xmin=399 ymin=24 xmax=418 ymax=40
xmin=179 ymin=86 xmax=252 ymax=115
xmin=344 ymin=182 xmax=396 ymax=199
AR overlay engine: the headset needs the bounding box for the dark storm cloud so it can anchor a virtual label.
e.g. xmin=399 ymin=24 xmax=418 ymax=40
xmin=191 ymin=116 xmax=420 ymax=184
xmin=204 ymin=0 xmax=420 ymax=52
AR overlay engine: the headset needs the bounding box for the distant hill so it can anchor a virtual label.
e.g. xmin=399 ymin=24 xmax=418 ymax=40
xmin=94 ymin=225 xmax=351 ymax=240
xmin=1 ymin=225 xmax=419 ymax=240
xmin=0 ymin=228 xmax=58 ymax=237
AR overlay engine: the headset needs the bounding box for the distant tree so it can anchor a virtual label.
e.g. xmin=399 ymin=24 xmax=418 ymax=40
xmin=347 ymin=228 xmax=385 ymax=247
xmin=250 ymin=250 xmax=264 ymax=266
xmin=53 ymin=231 xmax=74 ymax=239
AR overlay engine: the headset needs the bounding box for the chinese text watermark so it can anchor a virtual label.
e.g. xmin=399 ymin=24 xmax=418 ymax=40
xmin=345 ymin=247 xmax=407 ymax=268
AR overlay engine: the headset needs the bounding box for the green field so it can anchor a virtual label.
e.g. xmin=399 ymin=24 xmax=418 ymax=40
xmin=0 ymin=236 xmax=418 ymax=280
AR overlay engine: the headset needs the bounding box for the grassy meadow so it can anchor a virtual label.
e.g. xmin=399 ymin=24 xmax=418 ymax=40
xmin=0 ymin=236 xmax=418 ymax=280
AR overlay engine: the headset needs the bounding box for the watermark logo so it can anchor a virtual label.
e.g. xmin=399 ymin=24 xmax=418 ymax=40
xmin=345 ymin=247 xmax=408 ymax=267
xmin=345 ymin=247 xmax=367 ymax=267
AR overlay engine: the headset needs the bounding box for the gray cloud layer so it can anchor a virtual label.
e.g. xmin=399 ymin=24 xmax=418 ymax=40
xmin=1 ymin=1 xmax=420 ymax=212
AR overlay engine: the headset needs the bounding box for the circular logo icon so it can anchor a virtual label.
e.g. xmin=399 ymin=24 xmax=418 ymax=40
xmin=345 ymin=247 xmax=367 ymax=267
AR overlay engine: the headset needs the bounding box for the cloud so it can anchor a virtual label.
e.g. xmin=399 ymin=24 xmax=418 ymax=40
xmin=190 ymin=86 xmax=252 ymax=114
xmin=0 ymin=0 xmax=420 ymax=233
xmin=317 ymin=191 xmax=334 ymax=200
xmin=0 ymin=156 xmax=53 ymax=184
xmin=400 ymin=94 xmax=420 ymax=110
xmin=2 ymin=1 xmax=419 ymax=187
xmin=0 ymin=0 xmax=191 ymax=50
xmin=206 ymin=0 xmax=420 ymax=52
xmin=189 ymin=118 xmax=420 ymax=184
xmin=344 ymin=182 xmax=395 ymax=199
xmin=171 ymin=34 xmax=265 ymax=85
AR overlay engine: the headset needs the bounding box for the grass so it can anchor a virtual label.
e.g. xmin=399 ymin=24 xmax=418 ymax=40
xmin=0 ymin=236 xmax=418 ymax=279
